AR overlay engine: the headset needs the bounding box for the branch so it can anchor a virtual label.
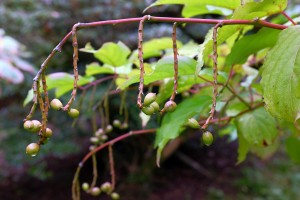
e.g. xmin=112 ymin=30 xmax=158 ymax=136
xmin=137 ymin=15 xmax=151 ymax=109
xmin=170 ymin=22 xmax=179 ymax=101
xmin=201 ymin=22 xmax=222 ymax=130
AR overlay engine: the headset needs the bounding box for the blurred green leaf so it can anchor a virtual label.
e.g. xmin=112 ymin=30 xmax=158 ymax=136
xmin=198 ymin=68 xmax=228 ymax=83
xmin=47 ymin=72 xmax=94 ymax=97
xmin=94 ymin=41 xmax=130 ymax=66
xmin=237 ymin=131 xmax=250 ymax=164
xmin=118 ymin=55 xmax=197 ymax=90
xmin=233 ymin=0 xmax=287 ymax=20
xmin=85 ymin=62 xmax=114 ymax=76
xmin=142 ymin=37 xmax=183 ymax=59
xmin=251 ymin=138 xmax=279 ymax=160
xmin=155 ymin=95 xmax=211 ymax=164
xmin=23 ymin=88 xmax=34 ymax=106
xmin=285 ymin=136 xmax=300 ymax=164
xmin=236 ymin=107 xmax=278 ymax=146
xmin=203 ymin=0 xmax=287 ymax=67
xmin=182 ymin=5 xmax=232 ymax=17
xmin=261 ymin=26 xmax=300 ymax=122
xmin=226 ymin=28 xmax=281 ymax=65
xmin=146 ymin=0 xmax=240 ymax=10
xmin=79 ymin=42 xmax=97 ymax=53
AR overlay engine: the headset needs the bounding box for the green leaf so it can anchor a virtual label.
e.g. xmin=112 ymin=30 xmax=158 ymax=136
xmin=155 ymin=95 xmax=211 ymax=164
xmin=261 ymin=26 xmax=300 ymax=122
xmin=232 ymin=0 xmax=287 ymax=20
xmin=146 ymin=0 xmax=240 ymax=10
xmin=203 ymin=0 xmax=287 ymax=66
xmin=182 ymin=5 xmax=232 ymax=18
xmin=198 ymin=68 xmax=228 ymax=83
xmin=156 ymin=75 xmax=205 ymax=104
xmin=285 ymin=136 xmax=300 ymax=164
xmin=79 ymin=42 xmax=97 ymax=53
xmin=47 ymin=72 xmax=94 ymax=97
xmin=251 ymin=138 xmax=279 ymax=160
xmin=85 ymin=62 xmax=114 ymax=76
xmin=142 ymin=37 xmax=183 ymax=59
xmin=119 ymin=55 xmax=197 ymax=90
xmin=178 ymin=40 xmax=199 ymax=58
xmin=236 ymin=107 xmax=278 ymax=145
xmin=94 ymin=41 xmax=130 ymax=66
xmin=226 ymin=28 xmax=281 ymax=65
xmin=23 ymin=89 xmax=34 ymax=106
xmin=237 ymin=131 xmax=250 ymax=164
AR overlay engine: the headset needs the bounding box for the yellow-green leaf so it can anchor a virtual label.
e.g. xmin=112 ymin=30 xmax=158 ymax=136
xmin=261 ymin=26 xmax=300 ymax=122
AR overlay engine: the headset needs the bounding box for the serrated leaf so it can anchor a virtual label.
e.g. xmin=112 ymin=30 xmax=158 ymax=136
xmin=46 ymin=72 xmax=94 ymax=97
xmin=226 ymin=28 xmax=281 ymax=65
xmin=155 ymin=95 xmax=211 ymax=165
xmin=119 ymin=55 xmax=196 ymax=90
xmin=236 ymin=107 xmax=278 ymax=145
xmin=0 ymin=59 xmax=24 ymax=84
xmin=94 ymin=41 xmax=130 ymax=66
xmin=261 ymin=26 xmax=300 ymax=122
xmin=285 ymin=136 xmax=300 ymax=164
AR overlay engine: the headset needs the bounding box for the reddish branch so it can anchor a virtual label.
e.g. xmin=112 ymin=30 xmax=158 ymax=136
xmin=281 ymin=11 xmax=297 ymax=25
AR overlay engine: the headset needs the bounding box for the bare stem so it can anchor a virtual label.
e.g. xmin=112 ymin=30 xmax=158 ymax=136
xmin=108 ymin=144 xmax=116 ymax=191
xmin=90 ymin=154 xmax=98 ymax=188
xmin=137 ymin=15 xmax=150 ymax=109
xmin=170 ymin=22 xmax=178 ymax=101
xmin=281 ymin=11 xmax=297 ymax=25
xmin=63 ymin=23 xmax=80 ymax=111
xmin=201 ymin=23 xmax=222 ymax=130
xmin=40 ymin=71 xmax=48 ymax=140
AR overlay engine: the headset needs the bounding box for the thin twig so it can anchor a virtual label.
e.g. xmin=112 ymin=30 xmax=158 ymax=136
xmin=170 ymin=22 xmax=179 ymax=101
xmin=63 ymin=23 xmax=80 ymax=111
xmin=41 ymin=71 xmax=49 ymax=134
xmin=90 ymin=154 xmax=98 ymax=188
xmin=137 ymin=15 xmax=150 ymax=108
xmin=108 ymin=144 xmax=116 ymax=191
xmin=201 ymin=22 xmax=222 ymax=130
xmin=281 ymin=11 xmax=297 ymax=25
